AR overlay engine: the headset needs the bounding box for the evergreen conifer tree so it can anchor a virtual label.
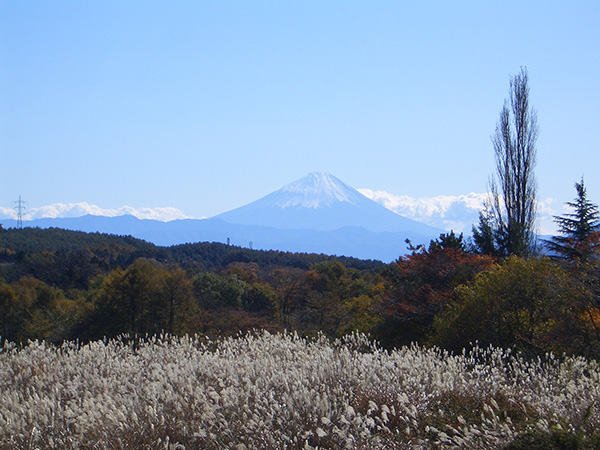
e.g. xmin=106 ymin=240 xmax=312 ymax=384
xmin=546 ymin=178 xmax=600 ymax=260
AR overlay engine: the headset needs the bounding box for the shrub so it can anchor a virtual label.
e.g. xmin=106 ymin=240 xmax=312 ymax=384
xmin=429 ymin=256 xmax=595 ymax=357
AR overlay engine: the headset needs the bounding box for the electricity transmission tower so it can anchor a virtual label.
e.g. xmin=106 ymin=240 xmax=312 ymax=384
xmin=13 ymin=195 xmax=27 ymax=229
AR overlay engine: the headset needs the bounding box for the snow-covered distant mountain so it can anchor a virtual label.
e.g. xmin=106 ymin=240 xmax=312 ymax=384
xmin=0 ymin=202 xmax=191 ymax=222
xmin=358 ymin=189 xmax=487 ymax=233
xmin=214 ymin=172 xmax=442 ymax=235
xmin=359 ymin=188 xmax=559 ymax=235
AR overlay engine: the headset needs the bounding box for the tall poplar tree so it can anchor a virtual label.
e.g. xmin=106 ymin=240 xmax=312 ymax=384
xmin=473 ymin=67 xmax=539 ymax=257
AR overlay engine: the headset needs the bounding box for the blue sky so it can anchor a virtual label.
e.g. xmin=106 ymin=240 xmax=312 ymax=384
xmin=1 ymin=1 xmax=599 ymax=229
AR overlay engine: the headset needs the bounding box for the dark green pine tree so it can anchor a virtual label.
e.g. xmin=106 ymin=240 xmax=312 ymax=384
xmin=428 ymin=230 xmax=466 ymax=252
xmin=472 ymin=207 xmax=502 ymax=257
xmin=546 ymin=179 xmax=600 ymax=260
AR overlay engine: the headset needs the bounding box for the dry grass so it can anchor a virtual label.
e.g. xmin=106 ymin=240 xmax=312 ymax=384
xmin=0 ymin=332 xmax=599 ymax=449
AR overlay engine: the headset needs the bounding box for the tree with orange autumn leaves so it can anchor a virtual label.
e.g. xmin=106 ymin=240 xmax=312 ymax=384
xmin=375 ymin=233 xmax=495 ymax=347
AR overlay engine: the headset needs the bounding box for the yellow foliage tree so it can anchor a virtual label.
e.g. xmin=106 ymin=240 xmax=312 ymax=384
xmin=429 ymin=256 xmax=598 ymax=357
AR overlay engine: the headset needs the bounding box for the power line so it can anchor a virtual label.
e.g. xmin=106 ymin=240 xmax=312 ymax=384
xmin=12 ymin=195 xmax=27 ymax=229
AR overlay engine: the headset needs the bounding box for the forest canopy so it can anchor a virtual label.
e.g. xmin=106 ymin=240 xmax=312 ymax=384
xmin=1 ymin=222 xmax=600 ymax=360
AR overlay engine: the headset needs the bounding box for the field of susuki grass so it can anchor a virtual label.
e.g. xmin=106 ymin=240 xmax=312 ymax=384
xmin=1 ymin=332 xmax=599 ymax=449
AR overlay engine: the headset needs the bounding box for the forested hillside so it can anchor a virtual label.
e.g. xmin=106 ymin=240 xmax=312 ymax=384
xmin=2 ymin=223 xmax=600 ymax=361
xmin=0 ymin=227 xmax=384 ymax=343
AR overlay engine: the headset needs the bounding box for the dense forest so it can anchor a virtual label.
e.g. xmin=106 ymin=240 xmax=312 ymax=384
xmin=0 ymin=226 xmax=385 ymax=341
xmin=1 ymin=209 xmax=599 ymax=360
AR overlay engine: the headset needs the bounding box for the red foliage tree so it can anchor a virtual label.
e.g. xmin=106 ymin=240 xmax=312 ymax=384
xmin=377 ymin=241 xmax=495 ymax=346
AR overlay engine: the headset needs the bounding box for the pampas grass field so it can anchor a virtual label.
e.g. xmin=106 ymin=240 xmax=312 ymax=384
xmin=1 ymin=332 xmax=599 ymax=449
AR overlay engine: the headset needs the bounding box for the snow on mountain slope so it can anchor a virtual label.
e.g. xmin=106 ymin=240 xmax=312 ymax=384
xmin=214 ymin=172 xmax=443 ymax=235
xmin=270 ymin=172 xmax=366 ymax=208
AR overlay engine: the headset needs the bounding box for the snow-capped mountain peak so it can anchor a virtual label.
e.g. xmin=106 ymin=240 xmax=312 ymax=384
xmin=274 ymin=172 xmax=364 ymax=209
xmin=213 ymin=172 xmax=443 ymax=234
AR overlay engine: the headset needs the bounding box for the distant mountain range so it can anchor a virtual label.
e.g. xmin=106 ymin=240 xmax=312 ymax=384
xmin=1 ymin=173 xmax=449 ymax=262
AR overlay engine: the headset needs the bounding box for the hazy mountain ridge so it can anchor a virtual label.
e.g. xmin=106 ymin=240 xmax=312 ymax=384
xmin=0 ymin=215 xmax=430 ymax=262
xmin=1 ymin=177 xmax=498 ymax=233
xmin=1 ymin=173 xmax=447 ymax=261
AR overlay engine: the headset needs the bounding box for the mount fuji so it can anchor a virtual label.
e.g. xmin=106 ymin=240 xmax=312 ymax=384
xmin=1 ymin=173 xmax=444 ymax=261
xmin=215 ymin=172 xmax=442 ymax=235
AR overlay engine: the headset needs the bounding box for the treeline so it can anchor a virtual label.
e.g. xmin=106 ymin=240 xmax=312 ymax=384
xmin=0 ymin=227 xmax=382 ymax=273
xmin=0 ymin=227 xmax=385 ymax=343
xmin=1 ymin=213 xmax=600 ymax=360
